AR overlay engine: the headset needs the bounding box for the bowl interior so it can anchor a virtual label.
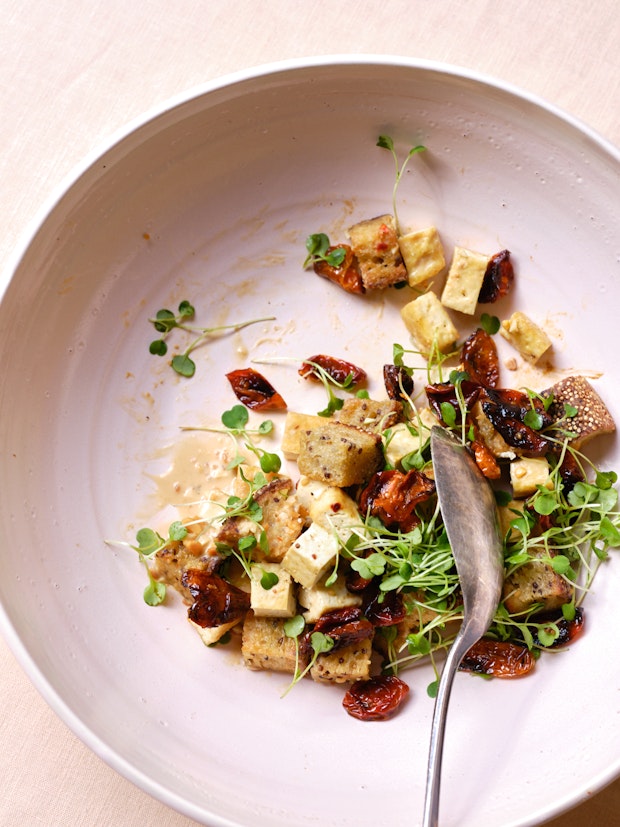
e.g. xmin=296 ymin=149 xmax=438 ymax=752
xmin=1 ymin=59 xmax=619 ymax=827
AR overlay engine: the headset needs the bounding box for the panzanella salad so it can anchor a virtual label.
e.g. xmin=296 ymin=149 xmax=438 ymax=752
xmin=117 ymin=137 xmax=619 ymax=721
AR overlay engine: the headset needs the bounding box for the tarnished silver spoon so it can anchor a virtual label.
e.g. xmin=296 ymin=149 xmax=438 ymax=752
xmin=422 ymin=426 xmax=504 ymax=827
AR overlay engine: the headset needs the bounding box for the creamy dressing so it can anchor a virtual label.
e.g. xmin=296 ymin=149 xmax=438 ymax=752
xmin=153 ymin=431 xmax=242 ymax=526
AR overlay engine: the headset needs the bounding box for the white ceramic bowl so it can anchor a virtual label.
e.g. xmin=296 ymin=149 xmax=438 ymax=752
xmin=1 ymin=56 xmax=619 ymax=827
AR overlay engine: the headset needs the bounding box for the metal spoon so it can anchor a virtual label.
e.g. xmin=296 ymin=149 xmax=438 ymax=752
xmin=422 ymin=426 xmax=504 ymax=827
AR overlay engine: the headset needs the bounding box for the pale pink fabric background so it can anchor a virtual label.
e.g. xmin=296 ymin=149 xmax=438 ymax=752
xmin=1 ymin=1 xmax=619 ymax=825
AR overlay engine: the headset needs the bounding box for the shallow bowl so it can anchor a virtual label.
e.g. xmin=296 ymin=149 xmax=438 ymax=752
xmin=1 ymin=56 xmax=619 ymax=827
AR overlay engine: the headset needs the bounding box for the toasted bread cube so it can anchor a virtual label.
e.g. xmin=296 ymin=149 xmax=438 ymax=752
xmin=399 ymin=226 xmax=446 ymax=287
xmin=401 ymin=291 xmax=459 ymax=356
xmin=281 ymin=522 xmax=339 ymax=589
xmin=216 ymin=477 xmax=304 ymax=563
xmin=310 ymin=638 xmax=372 ymax=684
xmin=295 ymin=476 xmax=363 ymax=544
xmin=440 ymin=246 xmax=489 ymax=315
xmin=510 ymin=457 xmax=553 ymax=498
xmin=241 ymin=611 xmax=302 ymax=673
xmin=334 ymin=397 xmax=403 ymax=433
xmin=347 ymin=214 xmax=406 ymax=290
xmin=500 ymin=311 xmax=551 ymax=363
xmin=502 ymin=553 xmax=573 ymax=615
xmin=298 ymin=574 xmax=362 ymax=623
xmin=254 ymin=478 xmax=305 ymax=562
xmin=297 ymin=422 xmax=384 ymax=487
xmin=189 ymin=616 xmax=242 ymax=646
xmin=250 ymin=563 xmax=296 ymax=618
xmin=543 ymin=375 xmax=616 ymax=449
xmin=281 ymin=411 xmax=325 ymax=459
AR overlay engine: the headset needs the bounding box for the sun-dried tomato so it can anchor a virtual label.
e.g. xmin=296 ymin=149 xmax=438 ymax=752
xmin=426 ymin=380 xmax=482 ymax=424
xmin=478 ymin=249 xmax=514 ymax=303
xmin=471 ymin=438 xmax=501 ymax=479
xmin=182 ymin=570 xmax=250 ymax=628
xmin=346 ymin=550 xmax=376 ymax=593
xmin=343 ymin=675 xmax=410 ymax=721
xmin=460 ymin=328 xmax=500 ymax=388
xmin=299 ymin=354 xmax=366 ymax=386
xmin=313 ymin=244 xmax=365 ymax=295
xmin=225 ymin=368 xmax=287 ymax=411
xmin=363 ymin=586 xmax=407 ymax=627
xmin=555 ymin=448 xmax=585 ymax=494
xmin=358 ymin=469 xmax=436 ymax=533
xmin=459 ymin=638 xmax=535 ymax=678
xmin=303 ymin=607 xmax=374 ymax=656
xmin=533 ymin=608 xmax=585 ymax=648
xmin=480 ymin=387 xmax=551 ymax=456
xmin=383 ymin=364 xmax=414 ymax=401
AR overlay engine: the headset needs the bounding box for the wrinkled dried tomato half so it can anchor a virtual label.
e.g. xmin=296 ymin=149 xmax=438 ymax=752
xmin=346 ymin=550 xmax=376 ymax=593
xmin=460 ymin=328 xmax=500 ymax=388
xmin=313 ymin=244 xmax=365 ymax=295
xmin=534 ymin=608 xmax=585 ymax=648
xmin=459 ymin=638 xmax=535 ymax=678
xmin=478 ymin=249 xmax=514 ymax=303
xmin=343 ymin=675 xmax=410 ymax=721
xmin=383 ymin=364 xmax=414 ymax=401
xmin=182 ymin=570 xmax=250 ymax=628
xmin=426 ymin=380 xmax=482 ymax=425
xmin=470 ymin=438 xmax=501 ymax=479
xmin=555 ymin=448 xmax=585 ymax=494
xmin=359 ymin=469 xmax=436 ymax=533
xmin=307 ymin=606 xmax=374 ymax=654
xmin=299 ymin=354 xmax=366 ymax=386
xmin=225 ymin=368 xmax=287 ymax=411
xmin=363 ymin=586 xmax=407 ymax=627
xmin=480 ymin=387 xmax=551 ymax=456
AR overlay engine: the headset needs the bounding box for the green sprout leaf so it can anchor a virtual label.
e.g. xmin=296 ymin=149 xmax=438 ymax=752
xmin=260 ymin=569 xmax=280 ymax=590
xmin=303 ymin=233 xmax=347 ymax=269
xmin=376 ymin=134 xmax=426 ymax=233
xmin=148 ymin=302 xmax=275 ymax=378
xmin=480 ymin=313 xmax=500 ymax=335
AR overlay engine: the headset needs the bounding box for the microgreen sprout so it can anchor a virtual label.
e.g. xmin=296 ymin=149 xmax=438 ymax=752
xmin=300 ymin=358 xmax=361 ymax=417
xmin=479 ymin=313 xmax=500 ymax=335
xmin=106 ymin=521 xmax=189 ymax=606
xmin=148 ymin=301 xmax=275 ymax=377
xmin=376 ymin=134 xmax=426 ymax=234
xmin=259 ymin=569 xmax=280 ymax=590
xmin=303 ymin=233 xmax=347 ymax=269
xmin=281 ymin=624 xmax=335 ymax=697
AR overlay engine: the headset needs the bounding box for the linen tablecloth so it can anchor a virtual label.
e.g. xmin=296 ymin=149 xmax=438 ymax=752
xmin=1 ymin=2 xmax=619 ymax=825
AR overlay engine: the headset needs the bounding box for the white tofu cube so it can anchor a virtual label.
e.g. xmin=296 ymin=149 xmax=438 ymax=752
xmin=250 ymin=563 xmax=296 ymax=618
xmin=281 ymin=522 xmax=339 ymax=589
xmin=500 ymin=311 xmax=552 ymax=363
xmin=510 ymin=457 xmax=553 ymax=498
xmin=440 ymin=246 xmax=489 ymax=314
xmin=384 ymin=422 xmax=424 ymax=467
xmin=298 ymin=574 xmax=362 ymax=623
xmin=398 ymin=227 xmax=446 ymax=286
xmin=188 ymin=617 xmax=241 ymax=646
xmin=401 ymin=291 xmax=459 ymax=355
xmin=296 ymin=477 xmax=363 ymax=544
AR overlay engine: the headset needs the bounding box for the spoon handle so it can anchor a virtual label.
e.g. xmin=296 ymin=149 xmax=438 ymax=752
xmin=422 ymin=626 xmax=480 ymax=827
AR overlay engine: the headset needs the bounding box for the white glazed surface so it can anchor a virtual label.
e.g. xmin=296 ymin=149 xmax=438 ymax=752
xmin=1 ymin=59 xmax=619 ymax=827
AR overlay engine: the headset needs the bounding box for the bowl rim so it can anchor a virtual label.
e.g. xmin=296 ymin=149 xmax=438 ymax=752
xmin=2 ymin=53 xmax=620 ymax=826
